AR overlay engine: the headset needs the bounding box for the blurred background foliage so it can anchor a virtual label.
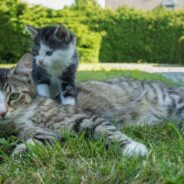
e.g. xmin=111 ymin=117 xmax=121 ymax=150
xmin=0 ymin=0 xmax=184 ymax=64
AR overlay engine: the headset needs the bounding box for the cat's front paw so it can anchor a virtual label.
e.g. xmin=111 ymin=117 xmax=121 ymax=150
xmin=123 ymin=141 xmax=148 ymax=157
xmin=11 ymin=138 xmax=42 ymax=156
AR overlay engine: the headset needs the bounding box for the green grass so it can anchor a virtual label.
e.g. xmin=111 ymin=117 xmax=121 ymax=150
xmin=0 ymin=67 xmax=184 ymax=183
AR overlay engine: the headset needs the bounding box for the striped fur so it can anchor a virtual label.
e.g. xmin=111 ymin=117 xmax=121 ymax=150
xmin=1 ymin=55 xmax=184 ymax=156
xmin=77 ymin=77 xmax=184 ymax=125
xmin=0 ymin=55 xmax=147 ymax=156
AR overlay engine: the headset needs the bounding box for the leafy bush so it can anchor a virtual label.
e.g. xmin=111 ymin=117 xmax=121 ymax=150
xmin=92 ymin=7 xmax=184 ymax=63
xmin=0 ymin=0 xmax=184 ymax=64
xmin=179 ymin=35 xmax=184 ymax=64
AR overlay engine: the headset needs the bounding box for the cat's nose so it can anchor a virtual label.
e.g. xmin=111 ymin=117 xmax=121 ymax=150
xmin=39 ymin=60 xmax=44 ymax=65
xmin=0 ymin=111 xmax=6 ymax=118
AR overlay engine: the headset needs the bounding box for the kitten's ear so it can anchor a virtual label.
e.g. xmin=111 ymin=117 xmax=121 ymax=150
xmin=26 ymin=25 xmax=38 ymax=38
xmin=54 ymin=25 xmax=70 ymax=42
xmin=13 ymin=54 xmax=33 ymax=75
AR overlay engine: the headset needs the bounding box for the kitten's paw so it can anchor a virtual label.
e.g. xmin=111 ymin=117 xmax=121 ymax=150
xmin=61 ymin=97 xmax=75 ymax=105
xmin=123 ymin=141 xmax=148 ymax=157
xmin=37 ymin=84 xmax=50 ymax=97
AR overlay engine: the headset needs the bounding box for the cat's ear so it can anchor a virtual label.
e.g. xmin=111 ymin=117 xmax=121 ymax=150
xmin=13 ymin=54 xmax=33 ymax=75
xmin=26 ymin=25 xmax=38 ymax=38
xmin=53 ymin=25 xmax=70 ymax=42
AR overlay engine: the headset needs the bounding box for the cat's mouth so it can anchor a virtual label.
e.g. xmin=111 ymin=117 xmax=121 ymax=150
xmin=0 ymin=112 xmax=20 ymax=122
xmin=0 ymin=117 xmax=17 ymax=131
xmin=39 ymin=63 xmax=46 ymax=67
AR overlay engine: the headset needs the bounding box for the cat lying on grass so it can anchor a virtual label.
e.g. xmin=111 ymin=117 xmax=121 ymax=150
xmin=0 ymin=54 xmax=147 ymax=156
xmin=1 ymin=54 xmax=184 ymax=157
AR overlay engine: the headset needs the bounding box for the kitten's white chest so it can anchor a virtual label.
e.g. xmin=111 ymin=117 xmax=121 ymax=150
xmin=38 ymin=42 xmax=75 ymax=77
xmin=51 ymin=44 xmax=75 ymax=75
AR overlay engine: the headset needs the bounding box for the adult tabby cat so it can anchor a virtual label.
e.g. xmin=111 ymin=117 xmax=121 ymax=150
xmin=1 ymin=55 xmax=184 ymax=156
xmin=0 ymin=54 xmax=147 ymax=156
xmin=26 ymin=25 xmax=78 ymax=105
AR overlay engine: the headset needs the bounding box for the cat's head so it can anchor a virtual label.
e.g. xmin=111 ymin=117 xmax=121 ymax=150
xmin=0 ymin=54 xmax=36 ymax=121
xmin=26 ymin=25 xmax=76 ymax=68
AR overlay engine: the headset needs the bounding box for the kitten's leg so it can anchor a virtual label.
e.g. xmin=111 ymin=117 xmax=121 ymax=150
xmin=60 ymin=63 xmax=77 ymax=105
xmin=32 ymin=64 xmax=51 ymax=97
xmin=60 ymin=86 xmax=76 ymax=105
xmin=72 ymin=114 xmax=148 ymax=157
xmin=37 ymin=84 xmax=50 ymax=97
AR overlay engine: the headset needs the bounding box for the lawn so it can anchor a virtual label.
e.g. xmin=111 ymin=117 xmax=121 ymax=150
xmin=0 ymin=65 xmax=184 ymax=184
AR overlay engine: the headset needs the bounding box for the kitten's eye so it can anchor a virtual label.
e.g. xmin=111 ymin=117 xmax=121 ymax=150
xmin=32 ymin=48 xmax=38 ymax=56
xmin=46 ymin=51 xmax=53 ymax=56
xmin=9 ymin=93 xmax=20 ymax=101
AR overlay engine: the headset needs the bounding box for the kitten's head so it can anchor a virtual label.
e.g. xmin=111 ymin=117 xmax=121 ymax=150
xmin=0 ymin=54 xmax=36 ymax=121
xmin=26 ymin=25 xmax=76 ymax=68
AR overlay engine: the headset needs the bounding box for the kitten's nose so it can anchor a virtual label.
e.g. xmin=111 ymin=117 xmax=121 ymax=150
xmin=39 ymin=60 xmax=44 ymax=65
xmin=0 ymin=111 xmax=6 ymax=118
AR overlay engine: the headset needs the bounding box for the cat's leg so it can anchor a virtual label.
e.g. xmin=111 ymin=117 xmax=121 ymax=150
xmin=19 ymin=126 xmax=62 ymax=143
xmin=37 ymin=84 xmax=50 ymax=97
xmin=59 ymin=64 xmax=77 ymax=105
xmin=32 ymin=65 xmax=51 ymax=97
xmin=94 ymin=124 xmax=148 ymax=157
xmin=11 ymin=125 xmax=63 ymax=155
xmin=0 ymin=121 xmax=41 ymax=156
xmin=72 ymin=114 xmax=148 ymax=157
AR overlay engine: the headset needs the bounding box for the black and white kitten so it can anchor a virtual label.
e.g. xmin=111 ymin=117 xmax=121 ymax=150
xmin=26 ymin=25 xmax=78 ymax=105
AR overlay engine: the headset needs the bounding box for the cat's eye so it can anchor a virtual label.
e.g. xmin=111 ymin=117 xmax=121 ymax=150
xmin=9 ymin=93 xmax=20 ymax=101
xmin=46 ymin=51 xmax=53 ymax=56
xmin=32 ymin=48 xmax=38 ymax=56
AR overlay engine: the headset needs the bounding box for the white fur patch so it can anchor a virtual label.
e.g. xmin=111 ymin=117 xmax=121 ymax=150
xmin=0 ymin=90 xmax=6 ymax=114
xmin=61 ymin=95 xmax=75 ymax=105
xmin=37 ymin=84 xmax=50 ymax=97
xmin=47 ymin=44 xmax=75 ymax=76
xmin=123 ymin=141 xmax=148 ymax=156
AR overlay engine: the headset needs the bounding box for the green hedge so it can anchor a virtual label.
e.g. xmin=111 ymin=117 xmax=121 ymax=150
xmin=86 ymin=7 xmax=184 ymax=63
xmin=0 ymin=0 xmax=184 ymax=64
